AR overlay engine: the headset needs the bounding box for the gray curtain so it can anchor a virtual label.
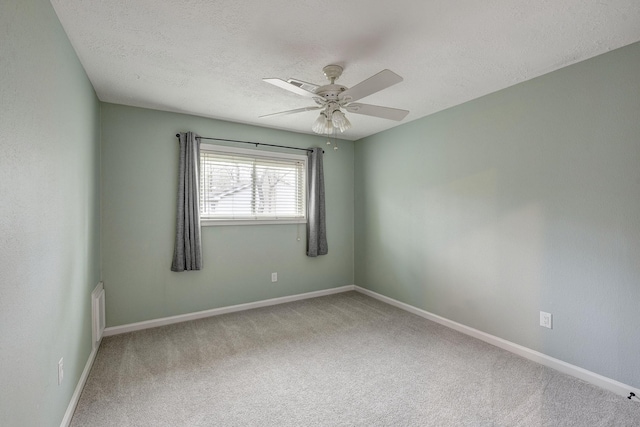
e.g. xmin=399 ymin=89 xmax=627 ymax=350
xmin=171 ymin=132 xmax=202 ymax=271
xmin=307 ymin=147 xmax=328 ymax=257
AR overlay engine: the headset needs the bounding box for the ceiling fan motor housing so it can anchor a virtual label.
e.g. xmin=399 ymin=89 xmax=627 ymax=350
xmin=317 ymin=65 xmax=348 ymax=102
xmin=316 ymin=84 xmax=347 ymax=102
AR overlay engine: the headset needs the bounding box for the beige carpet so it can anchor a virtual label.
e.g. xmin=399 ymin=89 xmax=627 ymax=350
xmin=70 ymin=291 xmax=640 ymax=426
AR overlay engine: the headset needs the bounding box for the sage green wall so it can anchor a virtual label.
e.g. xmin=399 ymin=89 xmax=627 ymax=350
xmin=0 ymin=1 xmax=101 ymax=426
xmin=355 ymin=42 xmax=640 ymax=388
xmin=100 ymin=103 xmax=354 ymax=327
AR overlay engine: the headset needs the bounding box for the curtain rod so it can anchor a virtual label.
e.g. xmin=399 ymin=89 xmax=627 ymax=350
xmin=175 ymin=134 xmax=323 ymax=154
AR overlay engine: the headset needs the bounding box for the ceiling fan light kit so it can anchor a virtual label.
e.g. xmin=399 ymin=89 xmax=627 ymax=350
xmin=262 ymin=64 xmax=409 ymax=135
xmin=312 ymin=111 xmax=333 ymax=134
xmin=331 ymin=109 xmax=351 ymax=132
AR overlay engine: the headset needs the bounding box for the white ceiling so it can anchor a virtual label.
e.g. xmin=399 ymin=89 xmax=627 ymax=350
xmin=50 ymin=0 xmax=640 ymax=141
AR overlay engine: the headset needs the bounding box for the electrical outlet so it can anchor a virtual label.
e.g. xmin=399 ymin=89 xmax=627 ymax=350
xmin=271 ymin=272 xmax=277 ymax=282
xmin=540 ymin=311 xmax=552 ymax=329
xmin=58 ymin=358 xmax=64 ymax=385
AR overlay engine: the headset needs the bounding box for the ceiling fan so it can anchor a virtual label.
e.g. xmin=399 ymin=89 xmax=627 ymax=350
xmin=260 ymin=65 xmax=409 ymax=135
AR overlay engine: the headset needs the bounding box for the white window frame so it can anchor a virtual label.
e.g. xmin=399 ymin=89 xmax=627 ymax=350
xmin=199 ymin=143 xmax=308 ymax=226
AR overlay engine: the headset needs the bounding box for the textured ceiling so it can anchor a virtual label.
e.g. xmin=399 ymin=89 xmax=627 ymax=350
xmin=50 ymin=0 xmax=640 ymax=141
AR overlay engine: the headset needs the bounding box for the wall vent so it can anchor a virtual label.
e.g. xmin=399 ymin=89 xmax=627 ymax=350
xmin=91 ymin=282 xmax=105 ymax=349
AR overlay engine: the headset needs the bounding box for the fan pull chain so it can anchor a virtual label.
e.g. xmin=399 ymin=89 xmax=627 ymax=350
xmin=325 ymin=128 xmax=338 ymax=150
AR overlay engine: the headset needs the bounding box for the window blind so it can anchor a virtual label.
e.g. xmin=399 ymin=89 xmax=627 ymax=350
xmin=199 ymin=146 xmax=306 ymax=222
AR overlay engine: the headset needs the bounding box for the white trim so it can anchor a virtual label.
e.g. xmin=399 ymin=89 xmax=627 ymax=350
xmin=201 ymin=218 xmax=307 ymax=227
xmin=61 ymin=284 xmax=637 ymax=427
xmin=200 ymin=142 xmax=307 ymax=161
xmin=59 ymin=345 xmax=99 ymax=427
xmin=199 ymin=142 xmax=308 ymax=225
xmin=103 ymin=285 xmax=356 ymax=337
xmin=353 ymin=286 xmax=640 ymax=398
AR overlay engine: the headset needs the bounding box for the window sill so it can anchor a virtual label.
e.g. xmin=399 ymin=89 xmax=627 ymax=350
xmin=201 ymin=218 xmax=307 ymax=227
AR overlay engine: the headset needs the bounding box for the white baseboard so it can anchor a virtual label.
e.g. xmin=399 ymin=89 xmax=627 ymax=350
xmin=61 ymin=283 xmax=637 ymax=427
xmin=354 ymin=286 xmax=639 ymax=398
xmin=59 ymin=340 xmax=100 ymax=427
xmin=104 ymin=285 xmax=356 ymax=337
xmin=96 ymin=283 xmax=639 ymax=399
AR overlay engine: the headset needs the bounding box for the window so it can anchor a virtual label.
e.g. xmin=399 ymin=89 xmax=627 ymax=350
xmin=199 ymin=144 xmax=307 ymax=225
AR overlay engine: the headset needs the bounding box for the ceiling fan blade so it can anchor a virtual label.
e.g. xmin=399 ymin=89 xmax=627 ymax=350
xmin=345 ymin=103 xmax=409 ymax=121
xmin=339 ymin=69 xmax=403 ymax=103
xmin=259 ymin=106 xmax=321 ymax=118
xmin=286 ymin=78 xmax=320 ymax=93
xmin=263 ymin=78 xmax=319 ymax=98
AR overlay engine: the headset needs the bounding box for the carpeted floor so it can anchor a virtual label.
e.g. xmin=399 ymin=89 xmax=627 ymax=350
xmin=70 ymin=291 xmax=640 ymax=426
